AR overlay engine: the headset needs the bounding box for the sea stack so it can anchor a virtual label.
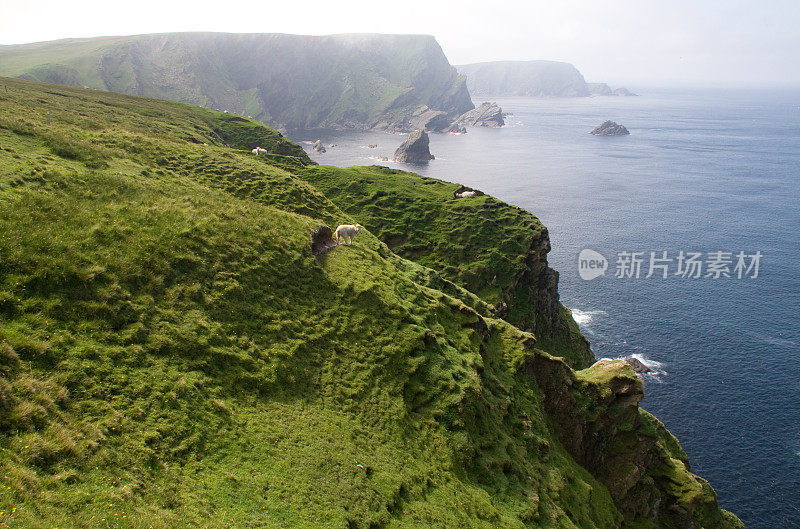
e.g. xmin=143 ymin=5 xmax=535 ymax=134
xmin=590 ymin=120 xmax=630 ymax=136
xmin=394 ymin=130 xmax=434 ymax=163
xmin=313 ymin=139 xmax=326 ymax=153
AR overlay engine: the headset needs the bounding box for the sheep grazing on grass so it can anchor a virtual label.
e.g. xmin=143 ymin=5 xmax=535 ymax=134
xmin=252 ymin=147 xmax=268 ymax=156
xmin=455 ymin=190 xmax=478 ymax=198
xmin=334 ymin=224 xmax=362 ymax=246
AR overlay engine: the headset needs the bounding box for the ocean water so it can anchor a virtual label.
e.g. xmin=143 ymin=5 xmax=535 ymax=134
xmin=290 ymin=89 xmax=800 ymax=528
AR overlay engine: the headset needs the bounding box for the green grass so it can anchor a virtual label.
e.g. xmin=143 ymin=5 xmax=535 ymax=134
xmin=0 ymin=77 xmax=740 ymax=529
xmin=297 ymin=165 xmax=591 ymax=367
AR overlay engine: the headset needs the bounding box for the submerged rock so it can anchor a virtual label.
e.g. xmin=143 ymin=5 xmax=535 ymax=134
xmin=454 ymin=102 xmax=504 ymax=127
xmin=590 ymin=120 xmax=630 ymax=136
xmin=313 ymin=139 xmax=326 ymax=153
xmin=394 ymin=130 xmax=434 ymax=163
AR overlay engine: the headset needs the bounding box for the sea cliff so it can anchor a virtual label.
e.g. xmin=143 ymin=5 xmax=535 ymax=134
xmin=0 ymin=33 xmax=474 ymax=132
xmin=0 ymin=77 xmax=741 ymax=528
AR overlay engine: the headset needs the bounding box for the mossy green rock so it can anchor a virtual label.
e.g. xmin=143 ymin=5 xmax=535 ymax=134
xmin=0 ymin=77 xmax=740 ymax=528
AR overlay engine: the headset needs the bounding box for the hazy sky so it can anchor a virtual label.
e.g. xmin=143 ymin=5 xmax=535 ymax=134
xmin=2 ymin=0 xmax=799 ymax=87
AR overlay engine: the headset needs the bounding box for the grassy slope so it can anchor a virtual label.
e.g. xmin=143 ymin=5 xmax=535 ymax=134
xmin=296 ymin=165 xmax=591 ymax=368
xmin=0 ymin=78 xmax=739 ymax=529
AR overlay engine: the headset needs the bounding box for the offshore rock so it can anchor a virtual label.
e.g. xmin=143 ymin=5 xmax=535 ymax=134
xmin=394 ymin=130 xmax=434 ymax=163
xmin=590 ymin=120 xmax=630 ymax=136
xmin=623 ymin=356 xmax=653 ymax=374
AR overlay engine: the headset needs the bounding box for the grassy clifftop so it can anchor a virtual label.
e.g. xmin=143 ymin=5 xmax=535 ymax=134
xmin=296 ymin=165 xmax=591 ymax=367
xmin=0 ymin=78 xmax=740 ymax=528
xmin=0 ymin=32 xmax=474 ymax=132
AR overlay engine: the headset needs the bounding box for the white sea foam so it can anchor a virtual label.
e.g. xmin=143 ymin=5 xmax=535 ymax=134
xmin=570 ymin=308 xmax=605 ymax=326
xmin=629 ymin=353 xmax=664 ymax=372
xmin=623 ymin=353 xmax=667 ymax=381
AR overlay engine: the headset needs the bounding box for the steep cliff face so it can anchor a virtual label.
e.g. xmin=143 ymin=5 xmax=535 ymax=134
xmin=524 ymin=356 xmax=743 ymax=528
xmin=0 ymin=32 xmax=474 ymax=132
xmin=457 ymin=60 xmax=590 ymax=97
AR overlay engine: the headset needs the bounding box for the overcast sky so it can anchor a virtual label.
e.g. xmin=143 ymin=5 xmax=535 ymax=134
xmin=2 ymin=0 xmax=799 ymax=87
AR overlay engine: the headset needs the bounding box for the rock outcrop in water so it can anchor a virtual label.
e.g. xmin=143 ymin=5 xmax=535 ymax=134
xmin=455 ymin=102 xmax=505 ymax=127
xmin=446 ymin=123 xmax=467 ymax=134
xmin=312 ymin=139 xmax=326 ymax=153
xmin=623 ymin=356 xmax=653 ymax=374
xmin=591 ymin=120 xmax=630 ymax=136
xmin=394 ymin=130 xmax=434 ymax=163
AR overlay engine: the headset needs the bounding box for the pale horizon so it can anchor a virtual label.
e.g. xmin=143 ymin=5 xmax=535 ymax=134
xmin=2 ymin=0 xmax=799 ymax=89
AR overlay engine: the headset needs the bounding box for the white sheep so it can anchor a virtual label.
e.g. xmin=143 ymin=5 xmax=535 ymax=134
xmin=456 ymin=190 xmax=478 ymax=198
xmin=334 ymin=224 xmax=363 ymax=246
xmin=252 ymin=147 xmax=268 ymax=156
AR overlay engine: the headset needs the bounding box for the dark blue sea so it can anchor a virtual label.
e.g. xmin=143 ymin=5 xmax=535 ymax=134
xmin=292 ymin=89 xmax=800 ymax=528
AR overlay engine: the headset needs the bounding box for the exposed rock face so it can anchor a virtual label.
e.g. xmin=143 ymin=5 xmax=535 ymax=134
xmin=310 ymin=225 xmax=336 ymax=256
xmin=446 ymin=123 xmax=467 ymax=134
xmin=495 ymin=229 xmax=592 ymax=366
xmin=455 ymin=102 xmax=505 ymax=127
xmin=312 ymin=139 xmax=326 ymax=153
xmin=0 ymin=32 xmax=475 ymax=133
xmin=524 ymin=356 xmax=742 ymax=528
xmin=393 ymin=130 xmax=434 ymax=163
xmin=457 ymin=60 xmax=590 ymax=97
xmin=376 ymin=104 xmax=454 ymax=133
xmin=591 ymin=120 xmax=630 ymax=136
xmin=588 ymin=82 xmax=614 ymax=95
